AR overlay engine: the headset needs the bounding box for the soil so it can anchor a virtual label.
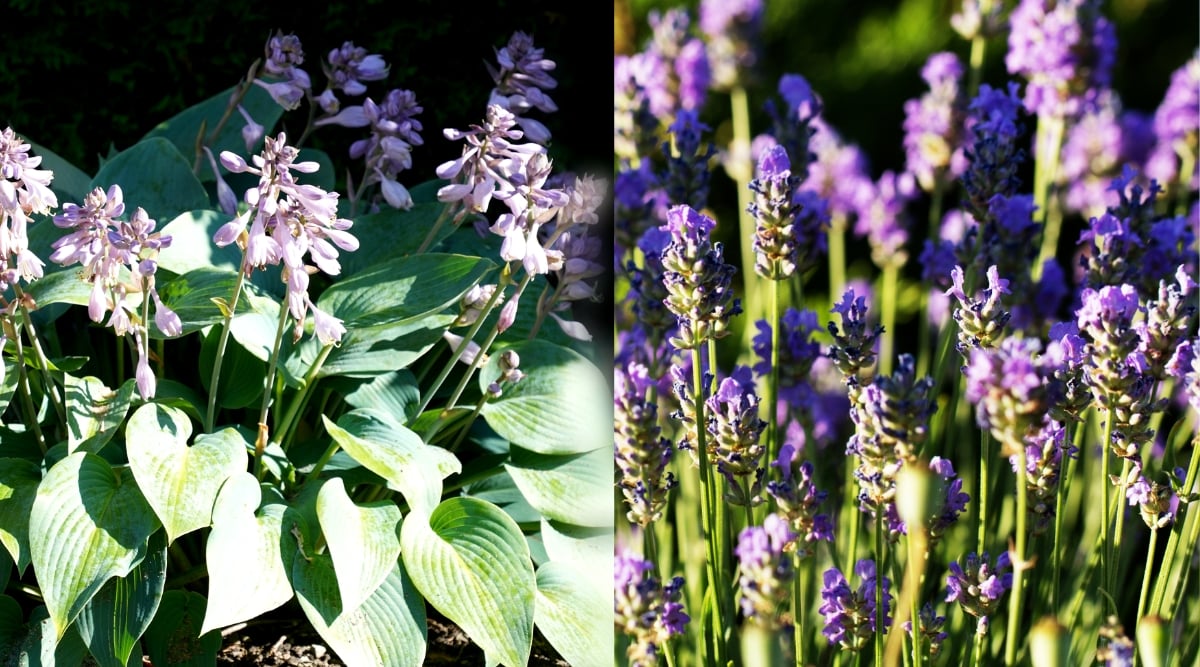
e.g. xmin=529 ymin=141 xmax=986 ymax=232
xmin=210 ymin=605 xmax=571 ymax=666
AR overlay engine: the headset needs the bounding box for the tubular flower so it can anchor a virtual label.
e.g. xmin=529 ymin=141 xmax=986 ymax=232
xmin=946 ymin=264 xmax=1011 ymax=354
xmin=486 ymin=31 xmax=557 ymax=145
xmin=340 ymin=89 xmax=424 ymax=211
xmin=964 ymin=336 xmax=1056 ymax=457
xmin=437 ymin=105 xmax=544 ymax=214
xmin=0 ymin=126 xmax=56 ymax=292
xmin=705 ymin=366 xmax=766 ymax=505
xmin=748 ymin=145 xmax=802 ymax=280
xmin=255 ymin=31 xmax=312 ymax=110
xmin=1146 ymin=52 xmax=1199 ymax=190
xmin=961 ymin=82 xmax=1026 ymax=224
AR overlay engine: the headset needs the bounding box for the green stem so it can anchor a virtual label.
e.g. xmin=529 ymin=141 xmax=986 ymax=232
xmin=1172 ymin=143 xmax=1195 ymax=217
xmin=1151 ymin=432 xmax=1200 ymax=614
xmin=526 ymin=282 xmax=555 ymax=340
xmin=12 ymin=330 xmax=45 ymax=454
xmin=1005 ymin=444 xmax=1030 ymax=666
xmin=768 ymin=278 xmax=782 ymax=470
xmin=1110 ymin=457 xmax=1135 ymax=599
xmin=206 ymin=261 xmax=250 ymax=432
xmin=275 ymin=342 xmax=334 ymax=449
xmin=253 ymin=297 xmax=291 ymax=481
xmin=1165 ymin=460 xmax=1200 ymax=622
xmin=1051 ymin=421 xmax=1081 ymax=611
xmin=793 ymin=553 xmax=805 ymax=666
xmin=1100 ymin=408 xmax=1115 ymax=612
xmin=829 ymin=215 xmax=847 ymax=301
xmin=879 ymin=264 xmax=899 ymax=377
xmin=971 ymin=624 xmax=985 ymax=667
xmin=966 ymin=33 xmax=986 ymax=99
xmin=416 ymin=203 xmax=459 ymax=255
xmin=916 ymin=183 xmax=944 ymax=378
xmin=694 ymin=346 xmax=727 ymax=667
xmin=305 ymin=438 xmax=341 ymax=485
xmin=13 ymin=288 xmax=64 ymax=431
xmin=875 ymin=511 xmax=885 ymax=667
xmin=978 ymin=430 xmax=991 ymax=554
xmin=1034 ymin=114 xmax=1066 ymax=274
xmin=447 ymin=389 xmax=489 ymax=453
xmin=730 ymin=85 xmax=760 ymax=343
xmin=1136 ymin=527 xmax=1159 ymax=625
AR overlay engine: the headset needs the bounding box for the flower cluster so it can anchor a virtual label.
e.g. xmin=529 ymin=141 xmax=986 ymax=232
xmin=0 ymin=127 xmax=56 ymax=295
xmin=827 ymin=287 xmax=883 ymax=391
xmin=947 ymin=264 xmax=1011 ymax=353
xmin=946 ymin=551 xmax=1012 ymax=633
xmin=699 ymin=0 xmax=763 ymax=91
xmin=660 ymin=205 xmax=740 ymax=350
xmin=216 ymin=132 xmax=358 ymax=345
xmin=735 ymin=513 xmax=795 ymax=626
xmin=315 ymin=40 xmax=389 ymax=117
xmin=752 ymin=307 xmax=822 ymax=405
xmin=615 ymin=552 xmax=689 ymax=667
xmin=615 ymin=362 xmax=677 ymax=526
xmin=486 ymin=31 xmax=558 ymax=145
xmin=1005 ymin=0 xmax=1117 ymax=118
xmin=1146 ymin=52 xmax=1199 ymax=190
xmin=765 ymin=445 xmax=833 ymax=559
xmin=1013 ymin=421 xmax=1078 ymax=536
xmin=904 ymin=602 xmax=949 ymax=658
xmin=964 ymin=336 xmax=1056 ymax=456
xmin=705 ymin=367 xmax=766 ymax=504
xmin=344 ymin=89 xmax=425 ymax=211
xmin=819 ymin=559 xmax=892 ymax=652
xmin=256 ymin=31 xmax=311 ymax=110
xmin=903 ymin=52 xmax=968 ymax=192
xmin=662 ymin=110 xmax=716 ymax=212
xmin=51 ymin=185 xmax=181 ymax=399
xmin=960 ymin=82 xmax=1025 ymax=223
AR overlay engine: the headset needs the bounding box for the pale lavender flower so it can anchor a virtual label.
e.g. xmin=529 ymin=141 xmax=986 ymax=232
xmin=1061 ymin=94 xmax=1153 ymax=219
xmin=706 ymin=367 xmax=766 ymax=504
xmin=752 ymin=307 xmax=821 ymax=405
xmin=735 ymin=513 xmax=795 ymax=625
xmin=437 ymin=105 xmax=543 ymax=213
xmin=927 ymin=456 xmax=970 ymax=543
xmin=904 ymin=52 xmax=968 ymax=192
xmin=662 ymin=109 xmax=715 ymax=212
xmin=700 ymin=0 xmax=763 ymax=90
xmin=802 ymin=118 xmax=873 ymax=224
xmin=1005 ymin=0 xmax=1116 ymax=118
xmin=338 ymin=89 xmax=424 ymax=211
xmin=1126 ymin=464 xmax=1176 ymax=530
xmin=749 ymin=145 xmax=801 ymax=280
xmin=256 ymin=31 xmax=312 ymax=110
xmin=952 ymin=0 xmax=1006 ymax=40
xmin=964 ymin=336 xmax=1056 ymax=456
xmin=0 ymin=127 xmax=55 ymax=291
xmin=489 ymin=152 xmax=569 ymax=275
xmin=820 ymin=559 xmax=892 ymax=651
xmin=323 ymin=41 xmax=388 ymax=98
xmin=487 ymin=31 xmax=557 ymax=145
xmin=766 ymin=446 xmax=833 ymax=559
xmin=1146 ymin=53 xmax=1199 ymax=190
xmin=961 ymin=82 xmax=1026 ymax=223
xmin=854 ymin=170 xmax=916 ymax=269
xmin=945 ymin=551 xmax=1012 ymax=627
xmin=615 ymin=552 xmax=688 ymax=667
xmin=946 ymin=264 xmax=1011 ymax=353
xmin=676 ymin=39 xmax=711 ymax=111
xmin=1137 ymin=270 xmax=1198 ymax=380
xmin=1012 ymin=420 xmax=1077 ymax=536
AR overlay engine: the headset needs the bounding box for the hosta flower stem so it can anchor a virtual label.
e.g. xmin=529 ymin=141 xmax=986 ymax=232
xmin=14 ymin=287 xmax=64 ymax=430
xmin=254 ymin=295 xmax=292 ymax=481
xmin=12 ymin=330 xmax=45 ymax=454
xmin=1004 ymin=444 xmax=1030 ymax=666
xmin=441 ymin=271 xmax=533 ymax=413
xmin=276 ymin=342 xmax=334 ymax=450
xmin=416 ymin=203 xmax=457 ymax=255
xmin=206 ymin=262 xmax=250 ymax=432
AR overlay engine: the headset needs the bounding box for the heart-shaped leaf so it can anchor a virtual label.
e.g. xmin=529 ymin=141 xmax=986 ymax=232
xmin=126 ymin=403 xmax=248 ymax=542
xmin=401 ymin=497 xmax=534 ymax=667
xmin=534 ymin=561 xmax=611 ymax=667
xmin=505 ymin=445 xmax=611 ymax=527
xmin=29 ymin=452 xmax=159 ymax=639
xmin=90 ymin=137 xmax=209 ymax=223
xmin=480 ymin=340 xmax=608 ymax=455
xmin=323 ymin=410 xmax=460 ymax=517
xmin=64 ymin=375 xmax=137 ymax=454
xmin=315 ymin=478 xmax=402 ymax=618
xmin=143 ymin=590 xmax=222 ymax=667
xmin=201 ymin=473 xmax=293 ymax=634
xmin=74 ymin=530 xmax=167 ymax=667
xmin=294 ymin=560 xmax=426 ymax=667
xmin=0 ymin=458 xmax=40 ymax=573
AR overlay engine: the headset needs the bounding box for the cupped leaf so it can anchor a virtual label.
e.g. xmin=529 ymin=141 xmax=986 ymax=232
xmin=294 ymin=561 xmax=426 ymax=667
xmin=401 ymin=497 xmax=534 ymax=667
xmin=323 ymin=410 xmax=460 ymax=517
xmin=479 ymin=340 xmax=608 ymax=455
xmin=317 ymin=253 xmax=493 ymax=329
xmin=90 ymin=137 xmax=209 ymax=223
xmin=126 ymin=404 xmax=248 ymax=542
xmin=143 ymin=590 xmax=222 ymax=667
xmin=0 ymin=458 xmax=40 ymax=573
xmin=332 ymin=370 xmax=420 ymax=423
xmin=141 ymin=85 xmax=284 ymax=176
xmin=74 ymin=530 xmax=167 ymax=667
xmin=315 ymin=478 xmax=402 ymax=618
xmin=64 ymin=376 xmax=136 ymax=455
xmin=24 ymin=268 xmax=92 ymax=310
xmin=534 ymin=561 xmax=610 ymax=667
xmin=29 ymin=453 xmax=159 ymax=639
xmin=505 ymin=445 xmax=610 ymax=528
xmin=201 ymin=473 xmax=293 ymax=635
xmin=0 ymin=603 xmax=89 ymax=667
xmin=0 ymin=358 xmax=15 ymax=416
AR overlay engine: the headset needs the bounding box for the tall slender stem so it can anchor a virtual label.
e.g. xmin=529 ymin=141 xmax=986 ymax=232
xmin=12 ymin=330 xmax=45 ymax=454
xmin=730 ymin=85 xmax=760 ymax=348
xmin=206 ymin=261 xmax=250 ymax=432
xmin=275 ymin=342 xmax=334 ymax=449
xmin=13 ymin=287 xmax=64 ymax=431
xmin=768 ymin=278 xmax=782 ymax=469
xmin=1005 ymin=444 xmax=1030 ymax=666
xmin=416 ymin=203 xmax=459 ymax=255
xmin=443 ymin=272 xmax=533 ymax=412
xmin=1033 ymin=114 xmax=1066 ymax=275
xmin=1136 ymin=528 xmax=1159 ymax=625
xmin=793 ymin=553 xmax=806 ymax=666
xmin=1100 ymin=407 xmax=1115 ymax=612
xmin=874 ymin=511 xmax=885 ymax=667
xmin=1110 ymin=457 xmax=1134 ymax=599
xmin=253 ymin=298 xmax=291 ymax=480
xmin=978 ymin=430 xmax=991 ymax=553
xmin=694 ymin=346 xmax=727 ymax=667
xmin=879 ymin=263 xmax=899 ymax=376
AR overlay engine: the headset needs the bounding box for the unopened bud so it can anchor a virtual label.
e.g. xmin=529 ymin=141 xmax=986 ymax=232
xmin=1029 ymin=616 xmax=1069 ymax=667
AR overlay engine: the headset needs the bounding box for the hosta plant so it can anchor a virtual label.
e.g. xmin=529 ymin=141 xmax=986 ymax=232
xmin=0 ymin=26 xmax=610 ymax=667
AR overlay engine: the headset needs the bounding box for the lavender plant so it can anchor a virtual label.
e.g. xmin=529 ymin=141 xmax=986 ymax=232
xmin=0 ymin=23 xmax=608 ymax=667
xmin=615 ymin=3 xmax=1199 ymax=667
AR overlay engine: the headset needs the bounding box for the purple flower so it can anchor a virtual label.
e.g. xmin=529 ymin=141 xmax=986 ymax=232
xmin=1005 ymin=0 xmax=1116 ymax=118
xmin=946 ymin=264 xmax=1011 ymax=353
xmin=323 ymin=41 xmax=388 ymax=98
xmin=660 ymin=205 xmax=741 ymax=350
xmin=945 ymin=551 xmax=1012 ymax=621
xmin=705 ymin=367 xmax=766 ymax=494
xmin=903 ymin=52 xmax=968 ymax=192
xmin=766 ymin=449 xmax=833 ymax=557
xmin=487 ymin=31 xmax=557 ymax=145
xmin=676 ymin=39 xmax=710 ymax=111
xmin=615 ymin=551 xmax=688 ymax=666
xmin=961 ymin=82 xmax=1026 ymax=222
xmin=0 ymin=127 xmax=56 ymax=289
xmin=699 ymin=0 xmax=763 ymax=90
xmin=1146 ymin=53 xmax=1200 ymax=190
xmin=614 ymin=54 xmax=666 ymax=163
xmin=928 ymin=456 xmax=970 ymax=543
xmin=735 ymin=513 xmax=795 ymax=625
xmin=615 ymin=362 xmax=677 ymax=526
xmin=964 ymin=336 xmax=1055 ymax=456
xmin=763 ymin=73 xmax=822 ymax=184
xmin=438 ymin=105 xmax=543 ymax=213
xmin=748 ymin=145 xmax=801 ymax=280
xmin=256 ymin=31 xmax=311 ymax=110
xmin=752 ymin=307 xmax=821 ymax=404
xmin=904 ymin=602 xmax=949 ymax=657
xmin=820 ymin=559 xmax=892 ymax=651
xmin=662 ymin=109 xmax=715 ymax=212
xmin=827 ymin=287 xmax=883 ymax=384
xmin=1061 ymin=95 xmax=1150 ymax=219
xmin=339 ymin=89 xmax=423 ymax=211
xmin=853 ymin=171 xmax=916 ymax=269
xmin=802 ymin=118 xmax=873 ymax=223
xmin=1012 ymin=421 xmax=1077 ymax=535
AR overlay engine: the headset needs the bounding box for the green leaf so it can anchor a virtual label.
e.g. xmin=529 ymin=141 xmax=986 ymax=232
xmin=198 ymin=323 xmax=266 ymax=410
xmin=0 ymin=458 xmax=40 ymax=573
xmin=401 ymin=497 xmax=534 ymax=667
xmin=294 ymin=561 xmax=427 ymax=667
xmin=505 ymin=445 xmax=611 ymax=528
xmin=291 ymin=314 xmax=455 ymax=380
xmin=315 ymin=478 xmax=402 ymax=618
xmin=338 ymin=200 xmax=455 ymax=277
xmin=317 ymin=253 xmax=493 ymax=329
xmin=141 ymin=85 xmax=284 ymax=179
xmin=153 ymin=266 xmax=243 ymax=336
xmin=90 ymin=137 xmax=210 ymax=223
xmin=155 ymin=210 xmax=282 ymax=297
xmin=0 ymin=359 xmax=16 ymax=416
xmin=143 ymin=590 xmax=222 ymax=667
xmin=24 ymin=268 xmax=93 ymax=310
xmin=534 ymin=561 xmax=610 ymax=667
xmin=74 ymin=530 xmax=167 ymax=667
xmin=323 ymin=410 xmax=460 ymax=517
xmin=297 ymin=148 xmax=336 ymax=192
xmin=333 ymin=370 xmax=420 ymax=423
xmin=0 ymin=603 xmax=89 ymax=667
xmin=464 ymin=470 xmax=541 ymax=527
xmin=63 ymin=376 xmax=136 ymax=455
xmin=201 ymin=473 xmax=292 ymax=634
xmin=479 ymin=340 xmax=608 ymax=455
xmin=540 ymin=520 xmax=611 ymax=573
xmin=125 ymin=404 xmax=248 ymax=543
xmin=29 ymin=453 xmax=159 ymax=639
xmin=27 ymin=140 xmax=92 ymax=204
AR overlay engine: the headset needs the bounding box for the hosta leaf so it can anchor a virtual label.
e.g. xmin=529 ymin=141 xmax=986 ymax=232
xmin=337 ymin=200 xmax=453 ymax=277
xmin=316 ymin=253 xmax=493 ymax=329
xmin=479 ymin=340 xmax=608 ymax=455
xmin=289 ymin=313 xmax=454 ymax=380
xmin=401 ymin=497 xmax=534 ymax=667
xmin=540 ymin=520 xmax=611 ymax=573
xmin=0 ymin=603 xmax=89 ymax=667
xmin=74 ymin=530 xmax=167 ymax=667
xmin=153 ymin=267 xmax=243 ymax=336
xmin=534 ymin=561 xmax=610 ymax=667
xmin=155 ymin=211 xmax=283 ymax=297
xmin=315 ymin=478 xmax=402 ymax=618
xmin=90 ymin=137 xmax=209 ymax=223
xmin=29 ymin=453 xmax=159 ymax=639
xmin=333 ymin=370 xmax=420 ymax=423
xmin=63 ymin=376 xmax=136 ymax=454
xmin=27 ymin=140 xmax=92 ymax=203
xmin=125 ymin=404 xmax=248 ymax=543
xmin=294 ymin=560 xmax=426 ymax=667
xmin=0 ymin=358 xmax=15 ymax=416
xmin=198 ymin=324 xmax=267 ymax=410
xmin=201 ymin=473 xmax=293 ymax=634
xmin=23 ymin=268 xmax=92 ymax=310
xmin=323 ymin=410 xmax=460 ymax=517
xmin=504 ymin=445 xmax=610 ymax=527
xmin=0 ymin=458 xmax=40 ymax=573
xmin=141 ymin=85 xmax=284 ymax=178
xmin=143 ymin=590 xmax=222 ymax=667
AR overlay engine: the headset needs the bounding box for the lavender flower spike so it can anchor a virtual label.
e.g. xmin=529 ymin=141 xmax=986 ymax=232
xmin=903 ymin=52 xmax=967 ymax=192
xmin=705 ymin=366 xmax=766 ymax=505
xmin=735 ymin=513 xmax=795 ymax=626
xmin=660 ymin=205 xmax=741 ymax=350
xmin=615 ymin=362 xmax=677 ymax=526
xmin=820 ymin=559 xmax=893 ymax=652
xmin=615 ymin=552 xmax=688 ymax=667
xmin=946 ymin=551 xmax=1012 ymax=630
xmin=1005 ymin=0 xmax=1116 ymax=118
xmin=748 ymin=144 xmax=801 ymax=280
